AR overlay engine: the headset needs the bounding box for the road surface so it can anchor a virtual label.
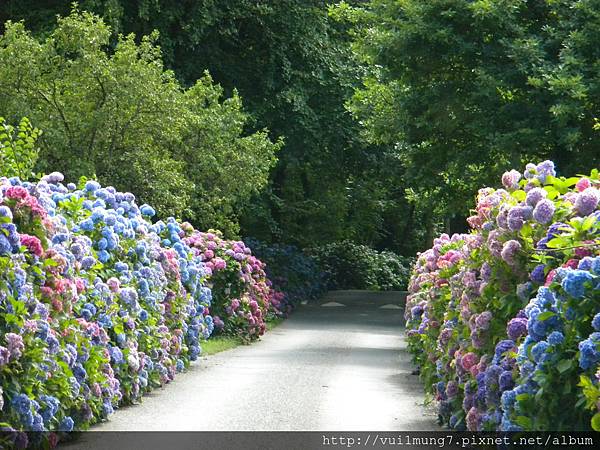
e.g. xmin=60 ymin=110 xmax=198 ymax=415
xmin=70 ymin=291 xmax=438 ymax=448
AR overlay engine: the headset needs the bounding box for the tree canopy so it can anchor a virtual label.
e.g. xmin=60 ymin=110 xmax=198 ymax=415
xmin=3 ymin=1 xmax=600 ymax=254
xmin=0 ymin=9 xmax=280 ymax=234
xmin=338 ymin=0 xmax=600 ymax=234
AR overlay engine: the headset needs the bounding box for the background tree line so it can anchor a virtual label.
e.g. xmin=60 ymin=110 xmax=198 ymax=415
xmin=2 ymin=0 xmax=599 ymax=256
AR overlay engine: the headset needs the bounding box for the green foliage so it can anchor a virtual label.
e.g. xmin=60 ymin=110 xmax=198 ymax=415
xmin=1 ymin=0 xmax=415 ymax=252
xmin=311 ymin=241 xmax=414 ymax=291
xmin=0 ymin=0 xmax=436 ymax=254
xmin=336 ymin=0 xmax=600 ymax=236
xmin=244 ymin=238 xmax=327 ymax=303
xmin=0 ymin=8 xmax=280 ymax=234
xmin=0 ymin=117 xmax=40 ymax=179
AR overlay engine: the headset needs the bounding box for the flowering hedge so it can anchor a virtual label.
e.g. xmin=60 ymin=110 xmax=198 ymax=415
xmin=185 ymin=231 xmax=287 ymax=340
xmin=0 ymin=172 xmax=285 ymax=446
xmin=406 ymin=162 xmax=600 ymax=431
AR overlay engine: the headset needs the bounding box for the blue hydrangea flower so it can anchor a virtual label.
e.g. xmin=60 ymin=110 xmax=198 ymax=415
xmin=579 ymin=333 xmax=600 ymax=370
xmin=592 ymin=313 xmax=600 ymax=332
xmin=109 ymin=346 xmax=124 ymax=364
xmin=85 ymin=180 xmax=101 ymax=192
xmin=79 ymin=219 xmax=95 ymax=232
xmin=561 ymin=269 xmax=594 ymax=299
xmin=0 ymin=234 xmax=12 ymax=255
xmin=578 ymin=257 xmax=594 ymax=271
xmin=59 ymin=416 xmax=74 ymax=432
xmin=0 ymin=205 xmax=13 ymax=220
xmin=140 ymin=204 xmax=156 ymax=217
xmin=547 ymin=331 xmax=564 ymax=346
xmin=530 ymin=264 xmax=546 ymax=284
xmin=97 ymin=250 xmax=110 ymax=263
xmin=11 ymin=394 xmax=31 ymax=415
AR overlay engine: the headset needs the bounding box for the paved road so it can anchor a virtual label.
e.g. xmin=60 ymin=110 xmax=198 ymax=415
xmin=72 ymin=290 xmax=437 ymax=444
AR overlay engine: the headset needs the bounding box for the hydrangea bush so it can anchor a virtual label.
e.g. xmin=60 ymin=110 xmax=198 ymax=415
xmin=184 ymin=231 xmax=286 ymax=340
xmin=0 ymin=171 xmax=285 ymax=446
xmin=406 ymin=162 xmax=600 ymax=431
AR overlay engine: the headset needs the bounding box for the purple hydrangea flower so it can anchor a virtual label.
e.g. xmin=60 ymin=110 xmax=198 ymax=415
xmin=480 ymin=262 xmax=492 ymax=281
xmin=0 ymin=346 xmax=10 ymax=366
xmin=575 ymin=188 xmax=599 ymax=216
xmin=501 ymin=240 xmax=521 ymax=265
xmin=507 ymin=205 xmax=532 ymax=231
xmin=501 ymin=170 xmax=522 ymax=190
xmin=5 ymin=333 xmax=24 ymax=360
xmin=533 ymin=199 xmax=555 ymax=224
xmin=446 ymin=380 xmax=459 ymax=398
xmin=499 ymin=371 xmax=514 ymax=392
xmin=526 ymin=187 xmax=547 ymax=207
xmin=494 ymin=340 xmax=516 ymax=362
xmin=524 ymin=163 xmax=537 ymax=180
xmin=475 ymin=311 xmax=493 ymax=330
xmin=536 ymin=160 xmax=556 ymax=183
xmin=530 ymin=264 xmax=546 ymax=284
xmin=507 ymin=318 xmax=528 ymax=340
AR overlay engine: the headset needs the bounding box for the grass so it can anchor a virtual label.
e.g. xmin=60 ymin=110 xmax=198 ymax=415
xmin=201 ymin=336 xmax=243 ymax=355
xmin=266 ymin=316 xmax=285 ymax=331
xmin=201 ymin=316 xmax=286 ymax=356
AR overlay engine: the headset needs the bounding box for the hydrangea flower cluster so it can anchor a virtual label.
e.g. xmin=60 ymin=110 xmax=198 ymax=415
xmin=0 ymin=172 xmax=284 ymax=445
xmin=184 ymin=231 xmax=286 ymax=339
xmin=406 ymin=162 xmax=600 ymax=431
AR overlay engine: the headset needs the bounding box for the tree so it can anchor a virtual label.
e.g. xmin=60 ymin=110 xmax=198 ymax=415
xmin=0 ymin=9 xmax=280 ymax=233
xmin=0 ymin=0 xmax=416 ymax=250
xmin=338 ymin=0 xmax=600 ymax=241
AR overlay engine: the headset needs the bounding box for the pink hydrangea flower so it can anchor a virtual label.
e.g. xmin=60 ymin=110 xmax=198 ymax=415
xmin=19 ymin=233 xmax=43 ymax=257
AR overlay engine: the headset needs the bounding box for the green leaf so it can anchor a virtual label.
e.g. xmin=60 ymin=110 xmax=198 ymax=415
xmin=544 ymin=186 xmax=560 ymax=200
xmin=579 ymin=375 xmax=594 ymax=388
xmin=556 ymin=359 xmax=572 ymax=373
xmin=591 ymin=413 xmax=600 ymax=431
xmin=520 ymin=223 xmax=533 ymax=238
xmin=582 ymin=215 xmax=597 ymax=231
xmin=512 ymin=190 xmax=526 ymax=202
xmin=546 ymin=237 xmax=566 ymax=249
xmin=563 ymin=177 xmax=579 ymax=187
xmin=515 ymin=415 xmax=532 ymax=429
xmin=537 ymin=311 xmax=555 ymax=321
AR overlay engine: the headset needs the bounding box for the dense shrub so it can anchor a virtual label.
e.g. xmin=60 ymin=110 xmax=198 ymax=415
xmin=0 ymin=173 xmax=214 ymax=445
xmin=244 ymin=238 xmax=327 ymax=305
xmin=406 ymin=161 xmax=600 ymax=431
xmin=0 ymin=170 xmax=289 ymax=444
xmin=311 ymin=241 xmax=413 ymax=291
xmin=184 ymin=231 xmax=286 ymax=340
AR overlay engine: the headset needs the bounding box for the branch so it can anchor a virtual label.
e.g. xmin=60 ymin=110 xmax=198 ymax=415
xmin=535 ymin=242 xmax=600 ymax=253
